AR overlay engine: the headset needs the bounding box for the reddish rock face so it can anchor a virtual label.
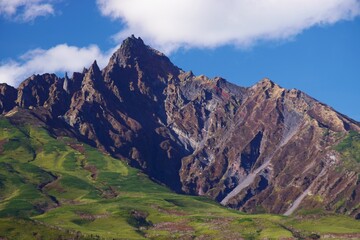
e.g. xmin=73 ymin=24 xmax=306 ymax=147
xmin=1 ymin=36 xmax=360 ymax=217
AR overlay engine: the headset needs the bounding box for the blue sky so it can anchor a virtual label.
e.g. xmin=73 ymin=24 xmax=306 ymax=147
xmin=0 ymin=0 xmax=359 ymax=121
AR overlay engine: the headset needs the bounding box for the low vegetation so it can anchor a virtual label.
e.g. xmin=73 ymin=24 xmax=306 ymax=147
xmin=334 ymin=130 xmax=360 ymax=174
xmin=0 ymin=118 xmax=359 ymax=239
xmin=335 ymin=130 xmax=360 ymax=163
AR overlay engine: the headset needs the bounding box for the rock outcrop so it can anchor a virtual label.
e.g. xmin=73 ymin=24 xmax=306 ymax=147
xmin=0 ymin=83 xmax=17 ymax=113
xmin=1 ymin=35 xmax=360 ymax=217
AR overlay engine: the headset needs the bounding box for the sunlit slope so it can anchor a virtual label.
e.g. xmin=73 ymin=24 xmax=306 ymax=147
xmin=0 ymin=118 xmax=359 ymax=240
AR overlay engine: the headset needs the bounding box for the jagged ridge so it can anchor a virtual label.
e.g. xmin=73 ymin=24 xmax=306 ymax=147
xmin=1 ymin=35 xmax=360 ymax=217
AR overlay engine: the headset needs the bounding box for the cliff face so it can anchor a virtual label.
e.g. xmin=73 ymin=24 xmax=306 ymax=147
xmin=0 ymin=83 xmax=17 ymax=113
xmin=1 ymin=36 xmax=360 ymax=217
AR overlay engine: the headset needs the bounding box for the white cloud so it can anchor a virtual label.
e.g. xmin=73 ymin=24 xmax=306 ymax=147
xmin=0 ymin=44 xmax=114 ymax=87
xmin=97 ymin=0 xmax=360 ymax=52
xmin=0 ymin=0 xmax=55 ymax=21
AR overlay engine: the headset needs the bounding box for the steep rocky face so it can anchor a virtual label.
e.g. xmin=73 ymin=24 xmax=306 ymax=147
xmin=0 ymin=83 xmax=17 ymax=113
xmin=179 ymin=79 xmax=360 ymax=216
xmin=16 ymin=73 xmax=72 ymax=118
xmin=63 ymin=37 xmax=187 ymax=190
xmin=1 ymin=36 xmax=360 ymax=217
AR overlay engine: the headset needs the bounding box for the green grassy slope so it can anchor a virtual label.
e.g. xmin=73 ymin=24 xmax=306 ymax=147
xmin=335 ymin=131 xmax=360 ymax=167
xmin=0 ymin=118 xmax=359 ymax=240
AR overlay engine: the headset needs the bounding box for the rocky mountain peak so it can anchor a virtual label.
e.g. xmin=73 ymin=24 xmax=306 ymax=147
xmin=108 ymin=35 xmax=161 ymax=68
xmin=88 ymin=60 xmax=101 ymax=76
xmin=248 ymin=78 xmax=283 ymax=101
xmin=0 ymin=83 xmax=16 ymax=96
xmin=16 ymin=73 xmax=59 ymax=108
xmin=1 ymin=36 xmax=360 ymax=218
xmin=103 ymin=35 xmax=180 ymax=89
xmin=254 ymin=78 xmax=278 ymax=89
xmin=63 ymin=72 xmax=70 ymax=93
xmin=121 ymin=35 xmax=147 ymax=54
xmin=82 ymin=60 xmax=102 ymax=86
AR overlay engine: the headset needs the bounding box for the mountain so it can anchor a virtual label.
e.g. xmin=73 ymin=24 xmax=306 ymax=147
xmin=1 ymin=35 xmax=360 ymax=220
xmin=1 ymin=116 xmax=359 ymax=239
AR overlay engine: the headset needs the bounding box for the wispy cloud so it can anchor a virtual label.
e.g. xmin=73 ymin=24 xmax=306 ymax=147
xmin=0 ymin=0 xmax=55 ymax=21
xmin=97 ymin=0 xmax=360 ymax=52
xmin=0 ymin=44 xmax=113 ymax=87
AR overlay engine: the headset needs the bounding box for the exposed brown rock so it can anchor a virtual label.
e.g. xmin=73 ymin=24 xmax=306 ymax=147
xmin=1 ymin=36 xmax=359 ymax=217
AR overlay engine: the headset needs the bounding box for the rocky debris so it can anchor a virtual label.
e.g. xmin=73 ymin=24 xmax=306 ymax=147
xmin=75 ymin=211 xmax=110 ymax=221
xmin=151 ymin=221 xmax=193 ymax=233
xmin=1 ymin=36 xmax=360 ymax=217
xmin=129 ymin=209 xmax=153 ymax=229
